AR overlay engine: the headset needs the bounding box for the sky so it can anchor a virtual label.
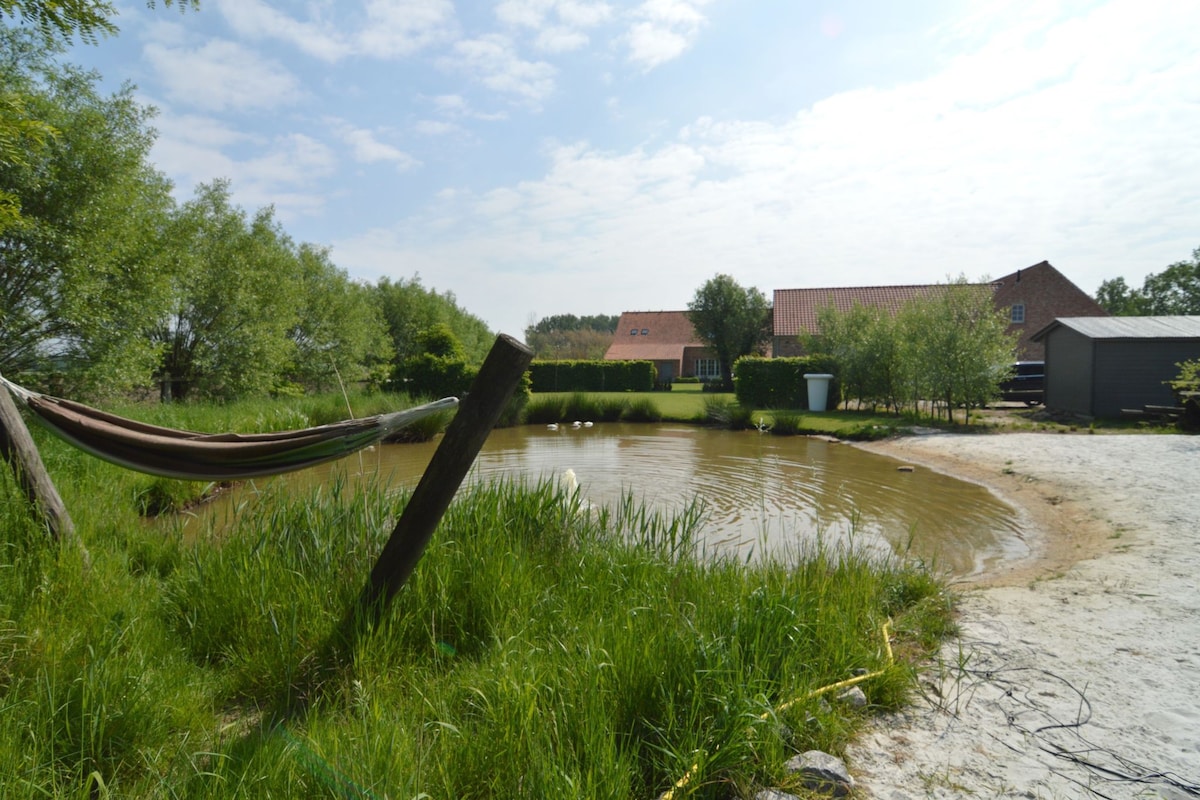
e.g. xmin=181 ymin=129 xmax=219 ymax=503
xmin=67 ymin=0 xmax=1200 ymax=340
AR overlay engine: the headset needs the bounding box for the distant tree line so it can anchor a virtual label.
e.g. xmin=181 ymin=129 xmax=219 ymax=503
xmin=524 ymin=314 xmax=618 ymax=360
xmin=1096 ymin=246 xmax=1200 ymax=316
xmin=0 ymin=23 xmax=492 ymax=402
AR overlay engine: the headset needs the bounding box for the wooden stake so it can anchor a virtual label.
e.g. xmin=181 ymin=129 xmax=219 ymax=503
xmin=358 ymin=333 xmax=532 ymax=619
xmin=0 ymin=383 xmax=77 ymax=544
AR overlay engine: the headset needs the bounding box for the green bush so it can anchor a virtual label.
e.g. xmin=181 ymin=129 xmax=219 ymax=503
xmin=529 ymin=360 xmax=655 ymax=392
xmin=623 ymin=398 xmax=663 ymax=422
xmin=734 ymin=356 xmax=840 ymax=409
xmin=397 ymin=354 xmax=476 ymax=398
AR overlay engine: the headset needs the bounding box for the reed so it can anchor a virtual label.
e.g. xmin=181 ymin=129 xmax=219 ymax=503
xmin=0 ymin=399 xmax=952 ymax=798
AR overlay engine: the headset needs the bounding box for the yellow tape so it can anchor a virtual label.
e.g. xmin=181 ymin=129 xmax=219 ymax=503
xmin=660 ymin=619 xmax=894 ymax=800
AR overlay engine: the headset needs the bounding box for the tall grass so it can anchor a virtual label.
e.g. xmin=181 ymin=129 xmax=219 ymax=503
xmin=0 ymin=395 xmax=952 ymax=798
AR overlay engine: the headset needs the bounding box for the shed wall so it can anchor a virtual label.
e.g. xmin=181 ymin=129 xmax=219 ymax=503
xmin=1044 ymin=327 xmax=1094 ymax=415
xmin=1092 ymin=340 xmax=1200 ymax=418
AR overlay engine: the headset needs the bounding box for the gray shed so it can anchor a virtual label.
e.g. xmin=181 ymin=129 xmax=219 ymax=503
xmin=1031 ymin=316 xmax=1200 ymax=418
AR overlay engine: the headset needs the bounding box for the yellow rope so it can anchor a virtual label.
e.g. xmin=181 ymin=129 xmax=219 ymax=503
xmin=660 ymin=619 xmax=894 ymax=800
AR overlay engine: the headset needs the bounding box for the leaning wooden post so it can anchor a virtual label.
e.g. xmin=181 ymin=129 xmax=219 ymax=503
xmin=357 ymin=333 xmax=532 ymax=623
xmin=0 ymin=382 xmax=77 ymax=544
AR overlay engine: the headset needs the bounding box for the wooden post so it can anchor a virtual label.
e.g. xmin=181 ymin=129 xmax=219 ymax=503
xmin=357 ymin=333 xmax=532 ymax=619
xmin=0 ymin=383 xmax=77 ymax=544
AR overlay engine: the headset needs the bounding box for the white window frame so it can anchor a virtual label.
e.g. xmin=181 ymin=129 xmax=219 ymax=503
xmin=695 ymin=358 xmax=721 ymax=380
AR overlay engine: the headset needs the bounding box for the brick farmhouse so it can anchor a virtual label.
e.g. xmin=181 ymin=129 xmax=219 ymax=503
xmin=603 ymin=261 xmax=1107 ymax=380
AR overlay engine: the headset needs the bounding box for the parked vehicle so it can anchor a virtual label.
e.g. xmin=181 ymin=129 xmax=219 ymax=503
xmin=999 ymin=361 xmax=1044 ymax=405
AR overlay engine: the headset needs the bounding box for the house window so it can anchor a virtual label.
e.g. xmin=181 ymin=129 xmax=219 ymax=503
xmin=1011 ymin=303 xmax=1026 ymax=324
xmin=630 ymin=328 xmax=638 ymax=335
xmin=695 ymin=358 xmax=721 ymax=380
xmin=641 ymin=328 xmax=649 ymax=335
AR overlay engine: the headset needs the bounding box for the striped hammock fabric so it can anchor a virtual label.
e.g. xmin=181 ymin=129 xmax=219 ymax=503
xmin=0 ymin=375 xmax=457 ymax=481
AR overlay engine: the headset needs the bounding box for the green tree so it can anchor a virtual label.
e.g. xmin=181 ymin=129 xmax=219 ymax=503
xmin=1097 ymin=247 xmax=1200 ymax=316
xmin=686 ymin=274 xmax=771 ymax=388
xmin=150 ymin=182 xmax=303 ymax=400
xmin=0 ymin=1 xmax=196 ymax=43
xmin=813 ymin=303 xmax=903 ymax=412
xmin=897 ymin=279 xmax=1015 ymax=422
xmin=0 ymin=2 xmax=196 ymax=234
xmin=524 ymin=313 xmax=618 ymax=359
xmin=1095 ymin=276 xmax=1145 ymax=316
xmin=374 ymin=276 xmax=493 ymax=366
xmin=286 ymin=244 xmax=392 ymax=392
xmin=0 ymin=28 xmax=174 ymax=393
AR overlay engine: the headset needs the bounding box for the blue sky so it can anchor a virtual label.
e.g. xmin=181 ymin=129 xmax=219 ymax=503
xmin=69 ymin=1 xmax=1199 ymax=339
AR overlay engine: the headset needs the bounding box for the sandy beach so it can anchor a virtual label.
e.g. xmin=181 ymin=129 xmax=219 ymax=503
xmin=846 ymin=432 xmax=1200 ymax=799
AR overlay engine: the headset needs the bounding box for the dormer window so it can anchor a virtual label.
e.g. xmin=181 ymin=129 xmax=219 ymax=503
xmin=1011 ymin=303 xmax=1026 ymax=324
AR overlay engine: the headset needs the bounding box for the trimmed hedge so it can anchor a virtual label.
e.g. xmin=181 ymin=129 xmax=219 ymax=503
xmin=528 ymin=360 xmax=655 ymax=392
xmin=734 ymin=356 xmax=840 ymax=409
xmin=397 ymin=354 xmax=531 ymax=427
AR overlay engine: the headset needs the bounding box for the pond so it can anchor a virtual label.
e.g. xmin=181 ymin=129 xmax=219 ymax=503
xmin=191 ymin=423 xmax=1029 ymax=578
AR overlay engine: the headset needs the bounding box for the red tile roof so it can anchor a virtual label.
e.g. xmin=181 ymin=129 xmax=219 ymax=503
xmin=603 ymin=310 xmax=705 ymax=360
xmin=772 ymin=285 xmax=957 ymax=337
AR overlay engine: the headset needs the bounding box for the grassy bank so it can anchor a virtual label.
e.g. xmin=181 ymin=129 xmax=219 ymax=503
xmin=530 ymin=384 xmax=907 ymax=440
xmin=1 ymin=393 xmax=952 ymax=798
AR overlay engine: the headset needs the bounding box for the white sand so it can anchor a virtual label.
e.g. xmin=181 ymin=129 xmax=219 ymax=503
xmin=846 ymin=433 xmax=1200 ymax=800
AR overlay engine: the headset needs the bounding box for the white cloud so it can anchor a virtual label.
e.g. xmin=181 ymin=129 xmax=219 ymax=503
xmin=497 ymin=0 xmax=613 ymax=52
xmin=357 ymin=0 xmax=458 ymax=59
xmin=144 ymin=39 xmax=305 ymax=112
xmin=414 ymin=119 xmax=464 ymax=136
xmin=213 ymin=0 xmax=457 ymax=61
xmin=336 ymin=0 xmax=1200 ymax=338
xmin=445 ymin=34 xmax=557 ymax=104
xmin=327 ymin=119 xmax=420 ymax=170
xmin=213 ymin=0 xmax=348 ymax=61
xmin=622 ymin=0 xmax=711 ymax=70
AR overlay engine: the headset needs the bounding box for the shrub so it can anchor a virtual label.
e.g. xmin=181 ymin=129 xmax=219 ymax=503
xmin=623 ymin=398 xmax=662 ymax=422
xmin=735 ymin=356 xmax=840 ymax=409
xmin=699 ymin=396 xmax=754 ymax=429
xmin=769 ymin=411 xmax=803 ymax=436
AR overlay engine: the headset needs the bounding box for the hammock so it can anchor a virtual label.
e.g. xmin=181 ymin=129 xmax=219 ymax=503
xmin=0 ymin=374 xmax=458 ymax=481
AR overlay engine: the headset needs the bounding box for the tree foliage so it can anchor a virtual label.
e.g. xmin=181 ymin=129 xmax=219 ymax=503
xmin=286 ymin=244 xmax=392 ymax=392
xmin=524 ymin=313 xmax=617 ymax=359
xmin=150 ymin=182 xmax=306 ymax=400
xmin=373 ymin=276 xmax=493 ymax=366
xmin=1096 ymin=247 xmax=1200 ymax=316
xmin=0 ymin=2 xmax=196 ymax=235
xmin=0 ymin=28 xmax=174 ymax=393
xmin=686 ymin=274 xmax=771 ymax=387
xmin=0 ymin=0 xmax=197 ymax=44
xmin=814 ymin=279 xmax=1015 ymax=421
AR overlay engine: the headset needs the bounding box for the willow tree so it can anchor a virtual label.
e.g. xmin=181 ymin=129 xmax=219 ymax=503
xmin=150 ymin=182 xmax=304 ymax=400
xmin=0 ymin=27 xmax=174 ymax=394
xmin=687 ymin=274 xmax=772 ymax=388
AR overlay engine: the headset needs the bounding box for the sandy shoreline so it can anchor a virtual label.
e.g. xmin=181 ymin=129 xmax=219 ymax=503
xmin=846 ymin=432 xmax=1200 ymax=799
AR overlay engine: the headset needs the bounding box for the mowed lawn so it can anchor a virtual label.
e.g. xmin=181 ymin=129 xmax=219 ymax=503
xmin=535 ymin=382 xmax=904 ymax=437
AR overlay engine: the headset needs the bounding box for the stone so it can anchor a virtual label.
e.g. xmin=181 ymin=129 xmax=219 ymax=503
xmin=783 ymin=750 xmax=855 ymax=797
xmin=836 ymin=686 xmax=868 ymax=708
xmin=754 ymin=790 xmax=801 ymax=800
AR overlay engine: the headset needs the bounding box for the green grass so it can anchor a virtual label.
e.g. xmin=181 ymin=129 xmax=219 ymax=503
xmin=1 ymin=392 xmax=954 ymax=798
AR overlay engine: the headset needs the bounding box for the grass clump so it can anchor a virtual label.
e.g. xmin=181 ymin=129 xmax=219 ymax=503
xmin=624 ymin=397 xmax=664 ymax=422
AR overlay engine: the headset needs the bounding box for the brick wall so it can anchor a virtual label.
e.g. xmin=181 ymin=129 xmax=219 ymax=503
xmin=992 ymin=262 xmax=1107 ymax=360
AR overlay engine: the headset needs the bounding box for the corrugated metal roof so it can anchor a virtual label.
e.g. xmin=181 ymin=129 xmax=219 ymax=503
xmin=1035 ymin=316 xmax=1200 ymax=340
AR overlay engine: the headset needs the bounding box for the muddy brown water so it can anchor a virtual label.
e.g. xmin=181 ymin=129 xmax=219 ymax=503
xmin=188 ymin=423 xmax=1027 ymax=578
